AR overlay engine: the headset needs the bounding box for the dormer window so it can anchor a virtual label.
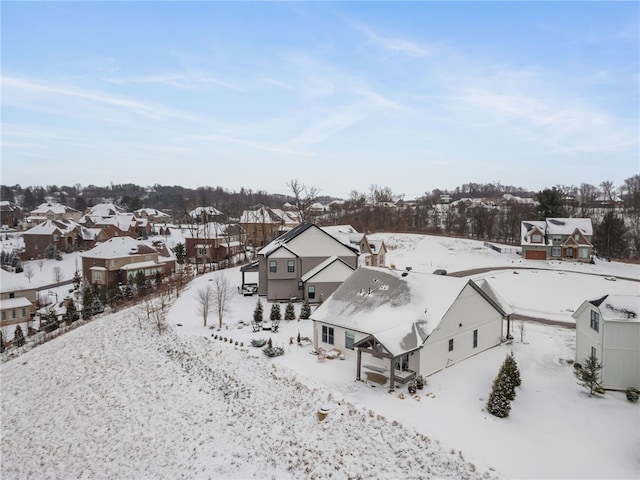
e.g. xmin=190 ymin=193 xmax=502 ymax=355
xmin=532 ymin=234 xmax=542 ymax=243
xmin=574 ymin=234 xmax=580 ymax=241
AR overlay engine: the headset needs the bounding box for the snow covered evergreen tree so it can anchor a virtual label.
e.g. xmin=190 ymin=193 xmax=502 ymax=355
xmin=575 ymin=354 xmax=604 ymax=396
xmin=13 ymin=325 xmax=25 ymax=347
xmin=504 ymin=352 xmax=521 ymax=387
xmin=270 ymin=303 xmax=281 ymax=321
xmin=486 ymin=368 xmax=512 ymax=418
xmin=300 ymin=299 xmax=311 ymax=320
xmin=253 ymin=299 xmax=263 ymax=322
xmin=284 ymin=300 xmax=295 ymax=320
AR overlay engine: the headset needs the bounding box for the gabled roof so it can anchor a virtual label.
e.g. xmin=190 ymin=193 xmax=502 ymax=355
xmin=23 ymin=219 xmax=79 ymax=236
xmin=258 ymin=222 xmax=359 ymax=258
xmin=189 ymin=206 xmax=223 ymax=218
xmin=546 ymin=218 xmax=593 ymax=236
xmin=301 ymin=255 xmax=355 ymax=282
xmin=588 ymin=294 xmax=639 ymax=323
xmin=134 ymin=208 xmax=171 ymax=218
xmin=86 ymin=203 xmax=124 ymax=217
xmin=312 ymin=266 xmax=483 ymax=357
xmin=82 ymin=237 xmax=160 ymax=260
xmin=31 ymin=202 xmax=79 ymax=215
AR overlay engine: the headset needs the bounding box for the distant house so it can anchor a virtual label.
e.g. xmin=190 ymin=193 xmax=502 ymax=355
xmin=521 ymin=218 xmax=593 ymax=262
xmin=0 ymin=270 xmax=37 ymax=339
xmin=22 ymin=202 xmax=81 ymax=230
xmin=240 ymin=206 xmax=300 ymax=248
xmin=257 ymin=222 xmax=358 ymax=302
xmin=22 ymin=219 xmax=86 ymax=259
xmin=187 ymin=206 xmax=224 ymax=224
xmin=573 ymin=294 xmax=640 ymax=390
xmin=183 ymin=222 xmax=247 ymax=266
xmin=81 ymin=237 xmax=175 ymax=287
xmin=321 ymin=225 xmax=387 ymax=267
xmin=134 ymin=208 xmax=172 ymax=226
xmin=311 ymin=266 xmax=508 ymax=389
xmin=0 ymin=201 xmax=21 ymax=228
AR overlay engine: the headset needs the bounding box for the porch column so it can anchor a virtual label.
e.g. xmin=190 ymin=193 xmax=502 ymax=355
xmin=356 ymin=349 xmax=362 ymax=381
xmin=389 ymin=357 xmax=395 ymax=391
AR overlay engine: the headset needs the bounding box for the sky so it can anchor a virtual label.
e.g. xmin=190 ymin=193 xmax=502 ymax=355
xmin=2 ymin=1 xmax=638 ymax=199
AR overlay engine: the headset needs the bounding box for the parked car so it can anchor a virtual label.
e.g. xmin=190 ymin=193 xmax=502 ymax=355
xmin=432 ymin=269 xmax=447 ymax=275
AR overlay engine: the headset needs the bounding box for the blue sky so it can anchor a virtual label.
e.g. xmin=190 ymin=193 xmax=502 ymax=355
xmin=2 ymin=1 xmax=638 ymax=199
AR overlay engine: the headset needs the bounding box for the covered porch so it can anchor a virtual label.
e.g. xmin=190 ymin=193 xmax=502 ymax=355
xmin=354 ymin=335 xmax=419 ymax=391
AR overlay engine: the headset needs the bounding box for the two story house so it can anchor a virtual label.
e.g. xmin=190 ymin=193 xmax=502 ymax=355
xmin=257 ymin=222 xmax=358 ymax=302
xmin=81 ymin=237 xmax=175 ymax=287
xmin=521 ymin=218 xmax=593 ymax=262
xmin=0 ymin=269 xmax=37 ymax=340
xmin=184 ymin=222 xmax=247 ymax=266
xmin=321 ymin=225 xmax=387 ymax=267
xmin=240 ymin=206 xmax=300 ymax=248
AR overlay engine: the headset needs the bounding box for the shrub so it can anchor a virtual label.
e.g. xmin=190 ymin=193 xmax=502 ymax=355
xmin=284 ymin=300 xmax=295 ymax=320
xmin=251 ymin=338 xmax=267 ymax=348
xmin=626 ymin=387 xmax=639 ymax=403
xmin=270 ymin=303 xmax=282 ymax=321
xmin=263 ymin=346 xmax=285 ymax=357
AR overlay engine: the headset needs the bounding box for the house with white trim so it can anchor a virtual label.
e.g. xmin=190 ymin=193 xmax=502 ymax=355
xmin=0 ymin=269 xmax=37 ymax=340
xmin=521 ymin=218 xmax=593 ymax=262
xmin=321 ymin=225 xmax=387 ymax=267
xmin=257 ymin=222 xmax=358 ymax=302
xmin=573 ymin=294 xmax=640 ymax=390
xmin=81 ymin=237 xmax=175 ymax=287
xmin=311 ymin=266 xmax=509 ymax=389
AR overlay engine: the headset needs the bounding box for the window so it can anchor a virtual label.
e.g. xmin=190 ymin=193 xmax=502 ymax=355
xmin=269 ymin=260 xmax=277 ymax=273
xmin=308 ymin=285 xmax=315 ymax=299
xmin=566 ymin=247 xmax=574 ymax=258
xmin=551 ymin=246 xmax=561 ymax=257
xmin=9 ymin=293 xmax=15 ymax=299
xmin=473 ymin=329 xmax=478 ymax=348
xmin=590 ymin=310 xmax=600 ymax=332
xmin=395 ymin=354 xmax=409 ymax=371
xmin=591 ymin=346 xmax=596 ymax=359
xmin=448 ymin=338 xmax=454 ymax=352
xmin=92 ymin=270 xmax=104 ymax=282
xmin=11 ymin=310 xmax=16 ymax=319
xmin=322 ymin=325 xmax=334 ymax=345
xmin=20 ymin=308 xmax=26 ymax=318
xmin=345 ymin=331 xmax=355 ymax=350
xmin=575 ymin=234 xmax=580 ymax=241
xmin=287 ymin=260 xmax=295 ymax=273
xmin=578 ymin=248 xmax=589 ymax=259
xmin=532 ymin=234 xmax=542 ymax=243
xmin=1 ymin=311 xmax=4 ymax=321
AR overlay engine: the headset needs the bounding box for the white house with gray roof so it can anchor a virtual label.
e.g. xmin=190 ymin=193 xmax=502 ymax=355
xmin=573 ymin=294 xmax=640 ymax=390
xmin=311 ymin=266 xmax=508 ymax=389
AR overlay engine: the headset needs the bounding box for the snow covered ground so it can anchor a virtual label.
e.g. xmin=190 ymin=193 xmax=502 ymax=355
xmin=2 ymin=232 xmax=639 ymax=479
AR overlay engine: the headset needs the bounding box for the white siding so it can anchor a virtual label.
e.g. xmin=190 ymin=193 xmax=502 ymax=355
xmin=307 ymin=261 xmax=354 ymax=283
xmin=269 ymin=247 xmax=296 ymax=259
xmin=288 ymin=228 xmax=355 ymax=258
xmin=575 ymin=306 xmax=603 ymax=364
xmin=602 ymin=322 xmax=640 ymax=390
xmin=419 ymin=284 xmax=503 ymax=377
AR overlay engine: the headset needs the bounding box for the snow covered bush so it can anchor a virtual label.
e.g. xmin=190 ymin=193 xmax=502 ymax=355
xmin=262 ymin=346 xmax=284 ymax=357
xmin=12 ymin=325 xmax=25 ymax=347
xmin=625 ymin=387 xmax=639 ymax=403
xmin=270 ymin=303 xmax=281 ymax=321
xmin=251 ymin=338 xmax=267 ymax=348
xmin=284 ymin=300 xmax=295 ymax=320
xmin=253 ymin=299 xmax=263 ymax=322
xmin=486 ymin=366 xmax=512 ymax=418
xmin=299 ymin=300 xmax=311 ymax=320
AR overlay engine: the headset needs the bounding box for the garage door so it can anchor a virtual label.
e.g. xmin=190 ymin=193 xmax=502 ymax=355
xmin=525 ymin=249 xmax=547 ymax=260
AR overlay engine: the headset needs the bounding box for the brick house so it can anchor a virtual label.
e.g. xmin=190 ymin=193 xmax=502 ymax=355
xmin=81 ymin=237 xmax=176 ymax=287
xmin=521 ymin=218 xmax=593 ymax=262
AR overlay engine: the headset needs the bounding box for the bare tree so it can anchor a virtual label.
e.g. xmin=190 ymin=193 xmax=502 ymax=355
xmin=600 ymin=180 xmax=615 ymax=202
xmin=37 ymin=258 xmax=44 ymax=271
xmin=211 ymin=272 xmax=233 ymax=329
xmin=52 ymin=266 xmax=64 ymax=283
xmin=195 ymin=284 xmax=215 ymax=327
xmin=24 ymin=264 xmax=35 ymax=283
xmin=287 ymin=179 xmax=318 ymax=223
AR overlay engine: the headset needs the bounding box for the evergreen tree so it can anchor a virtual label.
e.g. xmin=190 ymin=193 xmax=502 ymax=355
xmin=253 ymin=299 xmax=263 ymax=322
xmin=0 ymin=330 xmax=4 ymax=353
xmin=575 ymin=354 xmax=604 ymax=396
xmin=82 ymin=288 xmax=94 ymax=319
xmin=594 ymin=211 xmax=628 ymax=259
xmin=72 ymin=270 xmax=82 ymax=292
xmin=45 ymin=243 xmax=56 ymax=260
xmin=300 ymin=299 xmax=311 ymax=320
xmin=270 ymin=303 xmax=282 ymax=321
xmin=535 ymin=187 xmax=566 ymax=220
xmin=13 ymin=325 xmax=25 ymax=347
xmin=498 ymin=356 xmax=517 ymax=401
xmin=172 ymin=242 xmax=186 ymax=264
xmin=64 ymin=299 xmax=79 ymax=325
xmin=92 ymin=297 xmax=104 ymax=315
xmin=486 ymin=369 xmax=512 ymax=418
xmin=284 ymin=300 xmax=295 ymax=320
xmin=503 ymin=352 xmax=522 ymax=387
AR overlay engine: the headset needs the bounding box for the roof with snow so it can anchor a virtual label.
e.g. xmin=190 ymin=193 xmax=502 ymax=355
xmin=0 ymin=269 xmax=33 ymax=293
xmin=23 ymin=219 xmax=80 ymax=236
xmin=521 ymin=218 xmax=593 ymax=245
xmin=134 ymin=208 xmax=171 ymax=218
xmin=30 ymin=203 xmax=79 ymax=215
xmin=86 ymin=203 xmax=124 ymax=217
xmin=589 ymin=294 xmax=639 ymax=323
xmin=189 ymin=206 xmax=223 ymax=218
xmin=311 ymin=266 xmax=496 ymax=357
xmin=82 ymin=237 xmax=160 ymax=260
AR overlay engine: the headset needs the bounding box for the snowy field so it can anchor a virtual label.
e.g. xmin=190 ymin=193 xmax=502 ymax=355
xmin=2 ymin=232 xmax=639 ymax=479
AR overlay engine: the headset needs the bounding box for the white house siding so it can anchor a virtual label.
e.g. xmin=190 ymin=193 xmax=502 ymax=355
xmin=287 ymin=228 xmax=355 ymax=258
xmin=419 ymin=284 xmax=503 ymax=377
xmin=312 ymin=321 xmax=369 ymax=357
xmin=575 ymin=306 xmax=604 ymax=364
xmin=602 ymin=322 xmax=640 ymax=390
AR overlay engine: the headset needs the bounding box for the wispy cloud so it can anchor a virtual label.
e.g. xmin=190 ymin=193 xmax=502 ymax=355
xmin=2 ymin=75 xmax=201 ymax=121
xmin=258 ymin=77 xmax=294 ymax=90
xmin=102 ymin=73 xmax=192 ymax=89
xmin=355 ymin=23 xmax=429 ymax=58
